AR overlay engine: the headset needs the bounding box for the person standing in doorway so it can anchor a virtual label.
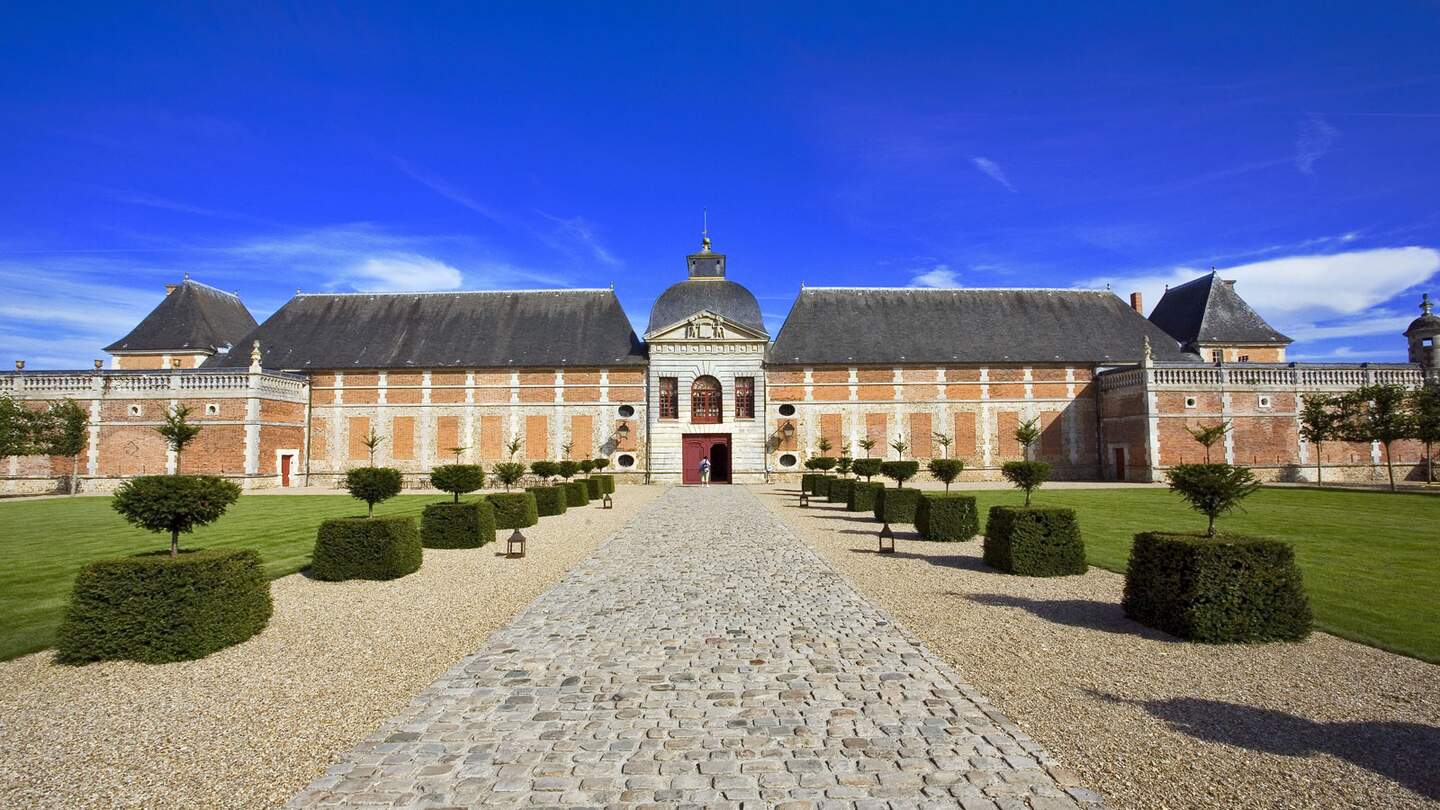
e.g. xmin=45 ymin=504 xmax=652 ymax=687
xmin=698 ymin=455 xmax=711 ymax=487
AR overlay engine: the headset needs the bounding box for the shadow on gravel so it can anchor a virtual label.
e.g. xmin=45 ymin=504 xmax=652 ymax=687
xmin=812 ymin=513 xmax=878 ymax=523
xmin=1088 ymin=691 xmax=1440 ymax=800
xmin=964 ymin=593 xmax=1176 ymax=641
xmin=848 ymin=547 xmax=991 ymax=572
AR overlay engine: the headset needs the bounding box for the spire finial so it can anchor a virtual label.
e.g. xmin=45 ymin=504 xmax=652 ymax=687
xmin=1423 ymin=293 xmax=1434 ymax=317
xmin=701 ymin=209 xmax=711 ymax=253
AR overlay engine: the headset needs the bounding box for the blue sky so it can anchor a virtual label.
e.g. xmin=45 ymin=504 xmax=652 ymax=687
xmin=3 ymin=3 xmax=1439 ymax=367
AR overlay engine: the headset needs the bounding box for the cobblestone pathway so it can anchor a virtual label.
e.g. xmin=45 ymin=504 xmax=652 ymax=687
xmin=290 ymin=486 xmax=1101 ymax=809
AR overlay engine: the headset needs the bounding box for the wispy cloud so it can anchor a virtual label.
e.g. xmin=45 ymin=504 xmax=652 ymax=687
xmin=0 ymin=222 xmax=574 ymax=366
xmin=1290 ymin=345 xmax=1403 ymax=362
xmin=0 ymin=263 xmax=165 ymax=368
xmin=538 ymin=212 xmax=622 ymax=267
xmin=1295 ymin=113 xmax=1340 ymax=175
xmin=971 ymin=157 xmax=1017 ymax=192
xmin=909 ymin=264 xmax=962 ymax=287
xmin=391 ymin=157 xmax=509 ymax=224
xmin=394 ymin=157 xmax=624 ymax=267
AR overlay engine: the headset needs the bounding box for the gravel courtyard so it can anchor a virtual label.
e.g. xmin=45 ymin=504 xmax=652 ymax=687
xmin=757 ymin=485 xmax=1440 ymax=810
xmin=0 ymin=485 xmax=661 ymax=810
xmin=290 ymin=485 xmax=1101 ymax=808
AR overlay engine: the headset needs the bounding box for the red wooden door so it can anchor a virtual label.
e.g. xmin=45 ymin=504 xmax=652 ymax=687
xmin=280 ymin=454 xmax=293 ymax=487
xmin=1112 ymin=447 xmax=1126 ymax=481
xmin=682 ymin=437 xmax=707 ymax=484
xmin=682 ymin=434 xmax=731 ymax=484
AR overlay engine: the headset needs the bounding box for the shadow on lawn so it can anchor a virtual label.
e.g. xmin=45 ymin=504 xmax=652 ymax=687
xmin=963 ymin=593 xmax=1177 ymax=641
xmin=1088 ymin=690 xmax=1440 ymax=800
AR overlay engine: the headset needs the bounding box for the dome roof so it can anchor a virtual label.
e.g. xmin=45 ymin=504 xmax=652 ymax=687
xmin=646 ymin=278 xmax=766 ymax=336
xmin=1406 ymin=313 xmax=1440 ymax=336
xmin=1405 ymin=294 xmax=1439 ymax=336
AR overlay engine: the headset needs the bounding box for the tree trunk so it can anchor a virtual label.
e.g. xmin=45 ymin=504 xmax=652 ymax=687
xmin=367 ymin=501 xmax=374 ymax=518
xmin=1427 ymin=441 xmax=1434 ymax=485
xmin=69 ymin=455 xmax=79 ymax=495
xmin=171 ymin=529 xmax=179 ymax=557
xmin=1384 ymin=442 xmax=1396 ymax=492
xmin=1207 ymin=514 xmax=1216 ymax=536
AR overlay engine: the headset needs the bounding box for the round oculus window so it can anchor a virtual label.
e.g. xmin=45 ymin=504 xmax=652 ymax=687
xmin=778 ymin=453 xmax=798 ymax=467
xmin=617 ymin=404 xmax=635 ymax=418
xmin=778 ymin=404 xmax=796 ymax=416
xmin=616 ymin=453 xmax=636 ymax=468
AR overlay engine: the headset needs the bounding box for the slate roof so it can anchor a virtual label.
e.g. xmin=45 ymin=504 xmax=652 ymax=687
xmin=204 ymin=289 xmax=646 ymax=370
xmin=105 ymin=279 xmax=258 ymax=354
xmin=1148 ymin=272 xmax=1292 ymax=347
xmin=646 ymin=278 xmax=767 ymax=336
xmin=768 ymin=287 xmax=1190 ymax=365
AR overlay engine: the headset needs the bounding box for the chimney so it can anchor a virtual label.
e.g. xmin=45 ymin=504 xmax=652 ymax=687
xmin=1129 ymin=291 xmax=1143 ymax=314
xmin=164 ymin=283 xmax=178 ymax=296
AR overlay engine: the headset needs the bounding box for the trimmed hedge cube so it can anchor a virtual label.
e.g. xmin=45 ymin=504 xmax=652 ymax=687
xmin=594 ymin=473 xmax=616 ymax=494
xmin=983 ymin=506 xmax=1086 ymax=576
xmin=848 ymin=482 xmax=884 ymax=512
xmin=563 ymin=480 xmax=590 ymax=507
xmin=801 ymin=473 xmax=819 ymax=494
xmin=488 ymin=492 xmax=539 ymax=529
xmin=1123 ymin=532 xmax=1312 ymax=643
xmin=527 ymin=485 xmax=569 ymax=517
xmin=420 ymin=500 xmax=496 ymax=548
xmin=872 ymin=487 xmax=921 ymax=524
xmin=583 ymin=477 xmax=602 ymax=499
xmin=827 ymin=478 xmax=855 ymax=503
xmin=915 ymin=493 xmax=979 ymax=541
xmin=312 ymin=516 xmax=423 ymax=581
xmin=56 ymin=548 xmax=272 ymax=664
xmin=814 ymin=475 xmax=835 ymax=497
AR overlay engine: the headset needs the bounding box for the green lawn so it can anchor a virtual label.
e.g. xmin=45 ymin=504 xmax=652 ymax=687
xmin=2 ymin=488 xmax=1436 ymax=665
xmin=952 ymin=487 xmax=1440 ymax=664
xmin=0 ymin=493 xmax=444 ymax=661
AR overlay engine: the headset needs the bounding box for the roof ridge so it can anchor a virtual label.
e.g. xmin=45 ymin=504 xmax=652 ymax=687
xmin=1194 ymin=273 xmax=1219 ymax=342
xmin=184 ymin=279 xmax=244 ymax=299
xmin=294 ymin=288 xmax=613 ymax=297
xmin=803 ymin=286 xmax=1114 ymax=293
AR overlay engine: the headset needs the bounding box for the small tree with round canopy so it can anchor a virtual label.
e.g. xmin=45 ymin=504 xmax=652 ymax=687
xmin=112 ymin=475 xmax=242 ymax=557
xmin=1166 ymin=463 xmax=1262 ymax=536
xmin=430 ymin=464 xmax=485 ymax=503
xmin=345 ymin=467 xmax=403 ymax=517
xmin=927 ymin=458 xmax=964 ymax=491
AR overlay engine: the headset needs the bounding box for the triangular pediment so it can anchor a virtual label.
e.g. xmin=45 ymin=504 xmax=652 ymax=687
xmin=644 ymin=309 xmax=769 ymax=342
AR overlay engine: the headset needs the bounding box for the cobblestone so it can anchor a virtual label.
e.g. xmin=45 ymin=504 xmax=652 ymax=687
xmin=289 ymin=486 xmax=1099 ymax=808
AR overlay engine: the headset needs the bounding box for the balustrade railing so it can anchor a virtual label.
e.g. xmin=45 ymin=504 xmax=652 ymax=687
xmin=0 ymin=369 xmax=308 ymax=401
xmin=1099 ymin=363 xmax=1425 ymax=391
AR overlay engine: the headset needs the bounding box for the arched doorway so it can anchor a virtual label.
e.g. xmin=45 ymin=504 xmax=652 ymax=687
xmin=691 ymin=375 xmax=722 ymax=424
xmin=709 ymin=442 xmax=731 ymax=483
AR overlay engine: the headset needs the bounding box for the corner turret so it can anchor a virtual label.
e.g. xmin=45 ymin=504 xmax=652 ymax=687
xmin=1405 ymin=293 xmax=1440 ymax=383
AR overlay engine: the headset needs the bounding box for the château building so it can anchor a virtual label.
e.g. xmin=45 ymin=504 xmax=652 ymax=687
xmin=1 ymin=236 xmax=1435 ymax=493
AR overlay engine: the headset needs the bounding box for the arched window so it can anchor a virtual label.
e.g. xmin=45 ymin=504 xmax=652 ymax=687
xmin=691 ymin=375 xmax=722 ymax=424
